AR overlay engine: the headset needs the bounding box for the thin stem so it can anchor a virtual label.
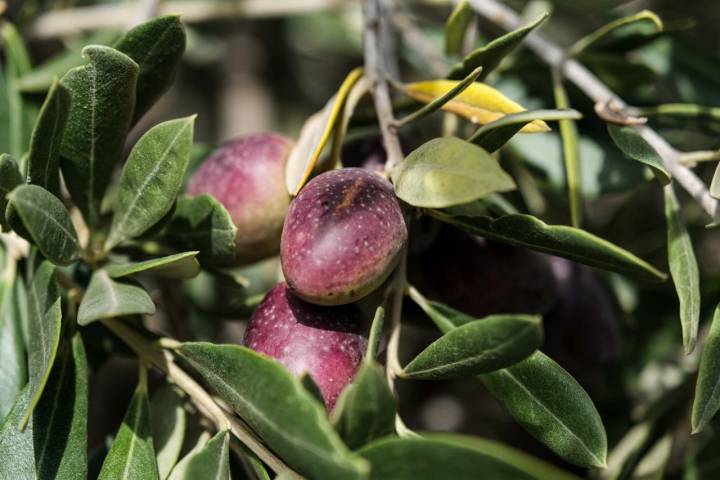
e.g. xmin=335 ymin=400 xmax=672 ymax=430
xmin=101 ymin=318 xmax=296 ymax=477
xmin=679 ymin=150 xmax=720 ymax=167
xmin=464 ymin=0 xmax=720 ymax=221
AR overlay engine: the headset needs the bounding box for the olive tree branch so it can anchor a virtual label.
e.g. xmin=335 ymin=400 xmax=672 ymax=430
xmin=465 ymin=0 xmax=720 ymax=221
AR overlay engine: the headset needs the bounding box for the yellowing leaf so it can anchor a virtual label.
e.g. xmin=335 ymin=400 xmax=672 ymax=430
xmin=403 ymin=80 xmax=550 ymax=133
xmin=285 ymin=67 xmax=364 ymax=195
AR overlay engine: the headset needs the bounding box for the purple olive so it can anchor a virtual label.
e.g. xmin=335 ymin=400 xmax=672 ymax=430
xmin=408 ymin=227 xmax=558 ymax=318
xmin=243 ymin=283 xmax=367 ymax=410
xmin=281 ymin=168 xmax=407 ymax=305
xmin=187 ymin=132 xmax=293 ymax=264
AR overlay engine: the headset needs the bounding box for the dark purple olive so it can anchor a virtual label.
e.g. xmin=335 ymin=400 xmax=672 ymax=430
xmin=281 ymin=168 xmax=407 ymax=305
xmin=243 ymin=283 xmax=367 ymax=410
xmin=187 ymin=132 xmax=293 ymax=265
xmin=408 ymin=227 xmax=558 ymax=318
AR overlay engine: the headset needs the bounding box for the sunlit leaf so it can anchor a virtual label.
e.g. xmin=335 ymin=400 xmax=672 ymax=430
xmin=444 ymin=0 xmax=474 ymax=56
xmin=106 ymin=251 xmax=200 ymax=280
xmin=77 ymin=270 xmax=155 ymax=326
xmin=168 ymin=430 xmax=229 ymax=480
xmin=151 ymin=384 xmax=186 ymax=480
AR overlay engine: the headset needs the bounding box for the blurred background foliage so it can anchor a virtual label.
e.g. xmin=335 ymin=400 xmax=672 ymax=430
xmin=4 ymin=0 xmax=720 ymax=477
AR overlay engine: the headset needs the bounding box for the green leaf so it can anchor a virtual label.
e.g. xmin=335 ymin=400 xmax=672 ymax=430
xmin=552 ymin=75 xmax=582 ymax=227
xmin=161 ymin=194 xmax=237 ymax=267
xmin=401 ymin=315 xmax=543 ymax=380
xmin=664 ymin=186 xmax=700 ymax=355
xmin=115 ymin=15 xmax=186 ymax=125
xmin=447 ymin=13 xmax=548 ymax=80
xmin=106 ymin=116 xmax=195 ymax=250
xmin=20 ymin=266 xmax=62 ymax=430
xmin=468 ymin=108 xmax=582 ymax=153
xmin=480 ymin=352 xmax=607 ymax=468
xmin=444 ymin=0 xmax=474 ymax=56
xmin=60 ymin=45 xmax=139 ymax=226
xmin=0 ymin=22 xmax=35 ymax=158
xmin=0 ymin=388 xmax=35 ymax=477
xmin=331 ymin=362 xmax=396 ymax=450
xmin=98 ymin=371 xmax=159 ymax=480
xmin=569 ymin=10 xmax=663 ymax=56
xmin=177 ymin=342 xmax=369 ymax=480
xmin=168 ymin=430 xmax=229 ymax=480
xmin=25 ymin=78 xmax=71 ymax=196
xmin=151 ymin=384 xmax=186 ymax=480
xmin=0 ymin=153 xmax=23 ymax=232
xmin=8 ymin=185 xmax=80 ymax=266
xmin=429 ymin=209 xmax=667 ymax=282
xmin=77 ymin=270 xmax=155 ymax=326
xmin=692 ymin=303 xmax=720 ymax=433
xmin=607 ymin=124 xmax=671 ymax=185
xmin=106 ymin=251 xmax=200 ymax=280
xmin=359 ymin=434 xmax=579 ymax=480
xmin=407 ymin=286 xmax=475 ymax=333
xmin=33 ymin=333 xmax=88 ymax=479
xmin=391 ymin=137 xmax=516 ymax=208
xmin=366 ymin=306 xmax=385 ymax=361
xmin=0 ymin=253 xmax=25 ymax=419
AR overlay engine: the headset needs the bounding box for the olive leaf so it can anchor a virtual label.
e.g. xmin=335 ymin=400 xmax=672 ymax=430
xmin=168 ymin=430 xmax=229 ymax=480
xmin=98 ymin=371 xmax=159 ymax=480
xmin=359 ymin=434 xmax=579 ymax=480
xmin=444 ymin=0 xmax=474 ymax=56
xmin=0 ymin=154 xmax=23 ymax=231
xmin=106 ymin=116 xmax=195 ymax=250
xmin=692 ymin=303 xmax=720 ymax=433
xmin=161 ymin=194 xmax=237 ymax=267
xmin=331 ymin=361 xmax=396 ymax=450
xmin=115 ymin=15 xmax=187 ymax=125
xmin=447 ymin=13 xmax=548 ymax=80
xmin=177 ymin=342 xmax=370 ymax=479
xmin=366 ymin=306 xmax=385 ymax=360
xmin=391 ymin=137 xmax=516 ymax=208
xmin=429 ymin=209 xmax=667 ymax=282
xmin=8 ymin=185 xmax=80 ymax=266
xmin=60 ymin=45 xmax=138 ymax=227
xmin=569 ymin=10 xmax=663 ymax=56
xmin=607 ymin=125 xmax=671 ymax=185
xmin=151 ymin=384 xmax=186 ymax=480
xmin=0 ymin=387 xmax=35 ymax=477
xmin=552 ymin=75 xmax=582 ymax=227
xmin=25 ymin=78 xmax=71 ymax=196
xmin=402 ymin=81 xmax=549 ymax=132
xmin=0 ymin=253 xmax=26 ymax=418
xmin=105 ymin=251 xmax=200 ymax=280
xmin=32 ymin=333 xmax=88 ymax=479
xmin=664 ymin=185 xmax=700 ymax=354
xmin=77 ymin=270 xmax=155 ymax=326
xmin=401 ymin=315 xmax=543 ymax=380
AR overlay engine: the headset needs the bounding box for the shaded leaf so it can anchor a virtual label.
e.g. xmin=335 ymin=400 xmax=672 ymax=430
xmin=168 ymin=430 xmax=229 ymax=480
xmin=407 ymin=286 xmax=475 ymax=333
xmin=331 ymin=76 xmax=371 ymax=167
xmin=468 ymin=108 xmax=581 ymax=153
xmin=552 ymin=74 xmax=582 ymax=227
xmin=286 ymin=67 xmax=363 ymax=195
xmin=692 ymin=303 xmax=720 ymax=433
xmin=151 ymin=384 xmax=186 ymax=480
xmin=0 ymin=252 xmax=25 ymax=419
xmin=359 ymin=434 xmax=579 ymax=480
xmin=366 ymin=306 xmax=385 ymax=360
xmin=77 ymin=270 xmax=155 ymax=326
xmin=569 ymin=10 xmax=663 ymax=56
xmin=177 ymin=342 xmax=369 ymax=480
xmin=60 ymin=45 xmax=139 ymax=226
xmin=98 ymin=372 xmax=159 ymax=480
xmin=664 ymin=185 xmax=700 ymax=354
xmin=481 ymin=352 xmax=607 ymax=468
xmin=0 ymin=388 xmax=35 ymax=477
xmin=401 ymin=315 xmax=543 ymax=380
xmin=8 ymin=184 xmax=80 ymax=266
xmin=607 ymin=125 xmax=670 ymax=185
xmin=403 ymin=80 xmax=549 ymax=131
xmin=444 ymin=0 xmax=474 ymax=56
xmin=115 ymin=15 xmax=187 ymax=125
xmin=25 ymin=78 xmax=71 ymax=196
xmin=0 ymin=154 xmax=23 ymax=231
xmin=391 ymin=137 xmax=516 ymax=208
xmin=107 ymin=116 xmax=195 ymax=249
xmin=106 ymin=251 xmax=200 ymax=280
xmin=331 ymin=362 xmax=396 ymax=450
xmin=161 ymin=194 xmax=237 ymax=267
xmin=0 ymin=22 xmax=35 ymax=158
xmin=447 ymin=13 xmax=548 ymax=80
xmin=33 ymin=333 xmax=88 ymax=479
xmin=429 ymin=209 xmax=667 ymax=282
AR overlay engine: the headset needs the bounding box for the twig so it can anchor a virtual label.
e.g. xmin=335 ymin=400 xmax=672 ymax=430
xmin=363 ymin=0 xmax=404 ymax=171
xmin=464 ymin=0 xmax=720 ymax=221
xmin=679 ymin=150 xmax=720 ymax=167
